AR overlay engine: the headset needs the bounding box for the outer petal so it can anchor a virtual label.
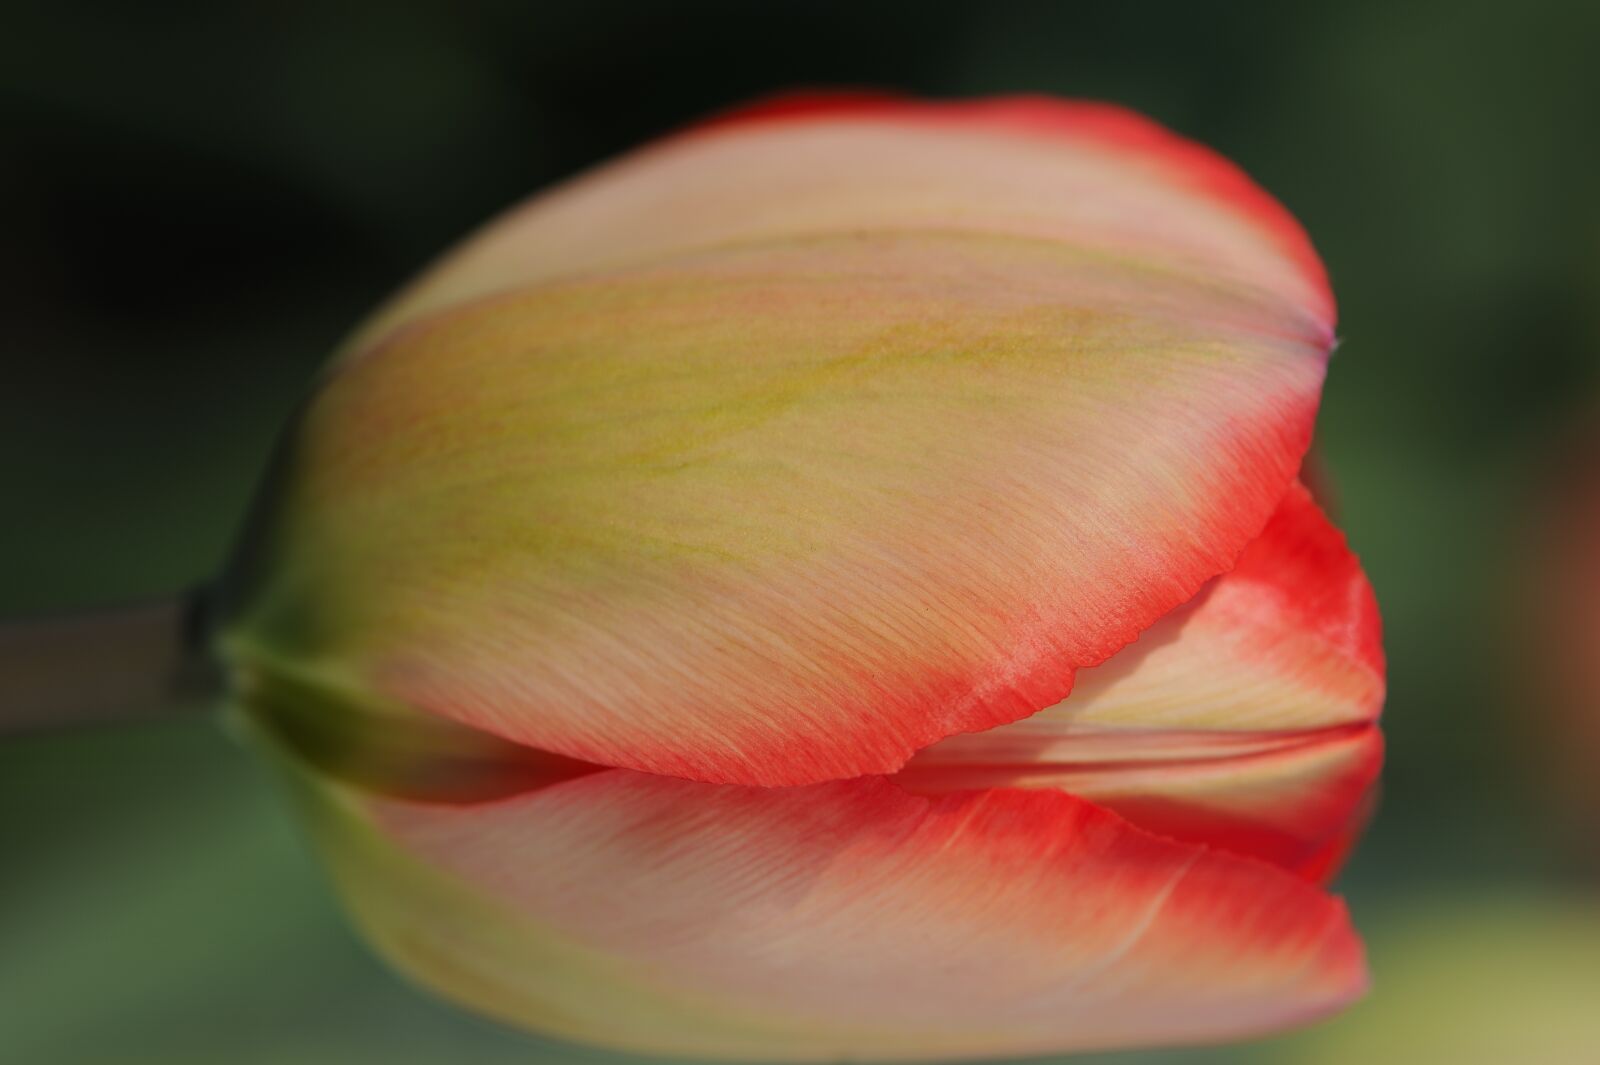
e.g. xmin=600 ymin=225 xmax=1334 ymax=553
xmin=354 ymin=93 xmax=1333 ymax=354
xmin=287 ymin=762 xmax=1367 ymax=1061
xmin=899 ymin=483 xmax=1384 ymax=874
xmin=224 ymin=230 xmax=1328 ymax=786
xmin=223 ymin=98 xmax=1338 ymax=786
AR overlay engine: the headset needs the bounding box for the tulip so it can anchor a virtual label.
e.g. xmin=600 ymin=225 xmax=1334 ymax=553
xmin=215 ymin=93 xmax=1384 ymax=1060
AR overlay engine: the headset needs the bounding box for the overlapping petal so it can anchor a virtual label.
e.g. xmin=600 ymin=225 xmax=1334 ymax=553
xmin=288 ymin=759 xmax=1366 ymax=1062
xmin=223 ymin=101 xmax=1336 ymax=787
xmin=898 ymin=483 xmax=1384 ymax=875
xmin=355 ymin=93 xmax=1334 ymax=352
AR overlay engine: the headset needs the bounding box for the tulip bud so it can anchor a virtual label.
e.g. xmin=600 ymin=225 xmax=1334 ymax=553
xmin=219 ymin=93 xmax=1382 ymax=1060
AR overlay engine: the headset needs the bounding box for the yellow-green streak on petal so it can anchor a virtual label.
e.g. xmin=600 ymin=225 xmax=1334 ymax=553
xmin=224 ymin=232 xmax=1326 ymax=786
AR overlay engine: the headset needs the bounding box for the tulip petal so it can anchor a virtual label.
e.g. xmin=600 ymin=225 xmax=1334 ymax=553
xmin=898 ymin=483 xmax=1384 ymax=874
xmin=226 ymin=231 xmax=1329 ymax=786
xmin=901 ymin=724 xmax=1381 ymax=878
xmin=357 ymin=93 xmax=1333 ymax=353
xmin=226 ymin=94 xmax=1338 ymax=786
xmin=289 ymin=762 xmax=1367 ymax=1061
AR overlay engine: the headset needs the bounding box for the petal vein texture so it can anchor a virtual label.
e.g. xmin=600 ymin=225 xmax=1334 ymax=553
xmin=226 ymin=95 xmax=1337 ymax=787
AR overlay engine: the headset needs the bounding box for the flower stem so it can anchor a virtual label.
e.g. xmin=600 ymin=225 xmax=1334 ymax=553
xmin=0 ymin=593 xmax=221 ymax=736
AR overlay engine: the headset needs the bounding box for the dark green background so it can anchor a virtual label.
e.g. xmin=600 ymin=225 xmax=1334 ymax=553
xmin=4 ymin=2 xmax=1599 ymax=1062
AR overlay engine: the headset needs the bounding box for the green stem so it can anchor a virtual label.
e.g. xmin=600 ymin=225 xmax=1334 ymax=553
xmin=0 ymin=593 xmax=221 ymax=736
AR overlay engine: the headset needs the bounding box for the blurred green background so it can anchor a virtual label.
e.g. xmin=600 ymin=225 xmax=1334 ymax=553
xmin=4 ymin=1 xmax=1599 ymax=1062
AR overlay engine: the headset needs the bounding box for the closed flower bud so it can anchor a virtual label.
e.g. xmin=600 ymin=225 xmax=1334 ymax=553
xmin=219 ymin=93 xmax=1383 ymax=1061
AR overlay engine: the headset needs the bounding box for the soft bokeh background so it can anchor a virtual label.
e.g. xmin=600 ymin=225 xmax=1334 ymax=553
xmin=5 ymin=2 xmax=1600 ymax=1062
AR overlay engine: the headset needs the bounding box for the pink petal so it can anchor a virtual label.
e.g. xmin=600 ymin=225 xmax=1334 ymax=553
xmin=899 ymin=483 xmax=1384 ymax=875
xmin=224 ymin=97 xmax=1336 ymax=786
xmin=296 ymin=763 xmax=1367 ymax=1060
